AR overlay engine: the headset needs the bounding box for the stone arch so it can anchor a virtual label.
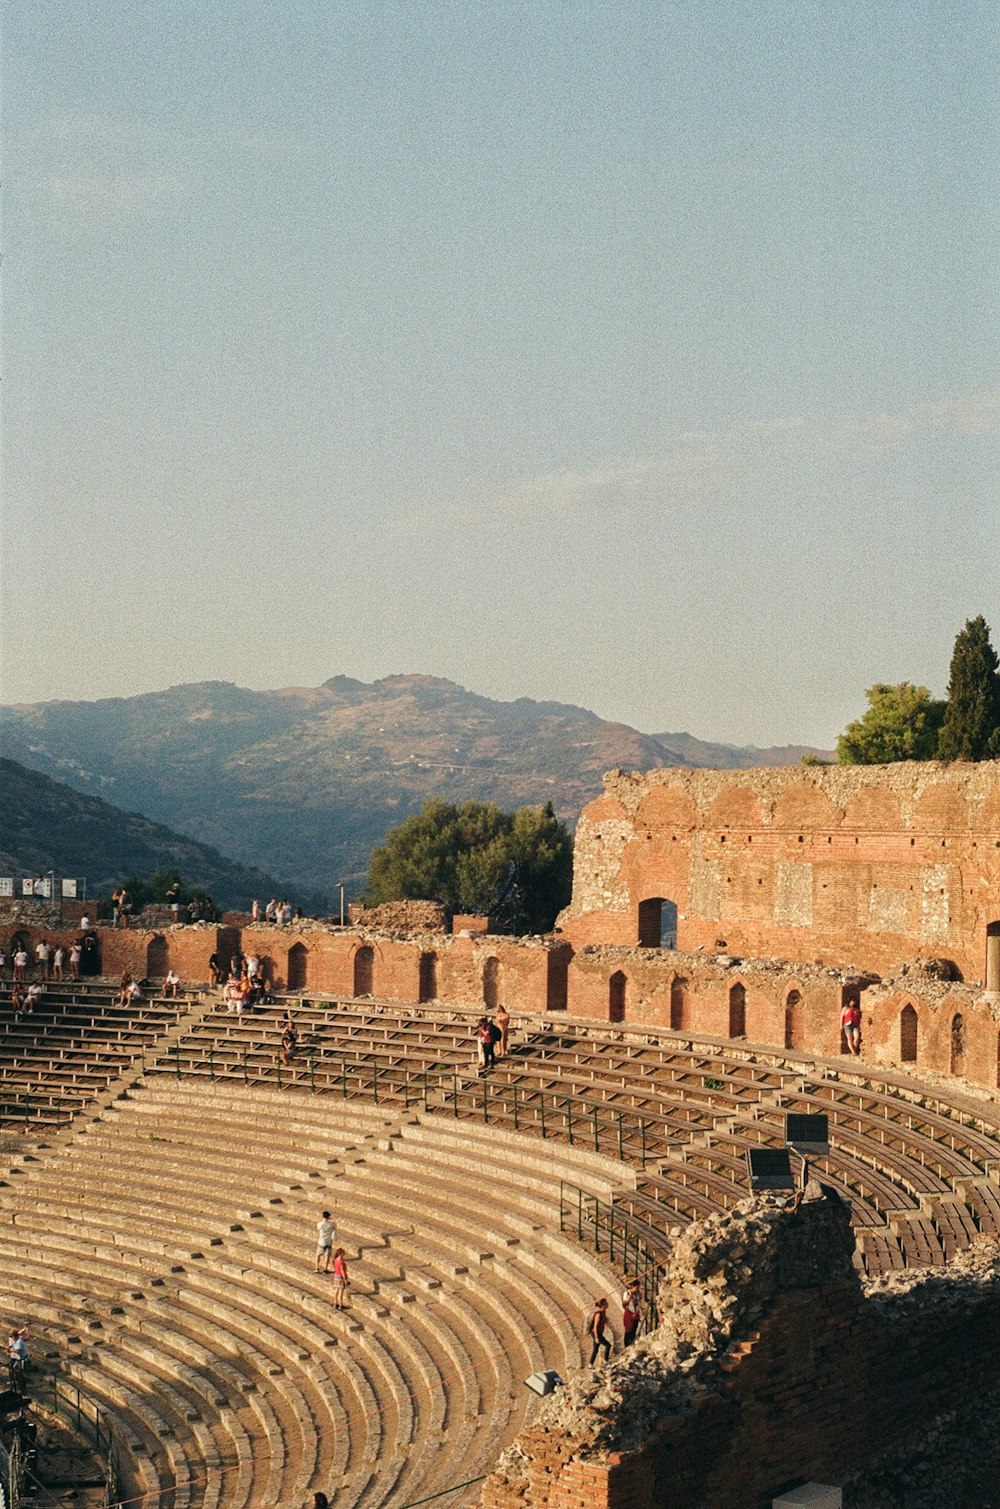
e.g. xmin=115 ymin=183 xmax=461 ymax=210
xmin=146 ymin=935 xmax=169 ymax=978
xmin=670 ymin=976 xmax=688 ymax=1031
xmin=900 ymin=1003 xmax=918 ymax=1063
xmin=287 ymin=942 xmax=308 ymax=991
xmin=10 ymin=929 xmax=32 ymax=960
xmin=609 ymin=971 xmax=627 ymax=1023
xmin=353 ymin=945 xmax=374 ymax=998
xmin=986 ymin=921 xmax=1000 ymax=998
xmin=418 ymin=951 xmax=437 ymax=1003
xmin=784 ymin=988 xmax=804 ymax=1050
xmin=637 ymin=896 xmax=678 ymax=948
xmin=482 ymin=956 xmax=501 ymax=1011
xmin=950 ymin=1012 xmax=966 ymax=1077
xmin=728 ymin=982 xmax=746 ymax=1039
xmin=546 ymin=950 xmax=568 ymax=1011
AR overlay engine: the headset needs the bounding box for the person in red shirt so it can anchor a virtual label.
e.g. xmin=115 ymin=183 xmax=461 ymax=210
xmin=841 ymin=999 xmax=862 ymax=1056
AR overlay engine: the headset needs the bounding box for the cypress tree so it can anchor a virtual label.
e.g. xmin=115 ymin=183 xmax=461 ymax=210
xmin=937 ymin=616 xmax=1000 ymax=761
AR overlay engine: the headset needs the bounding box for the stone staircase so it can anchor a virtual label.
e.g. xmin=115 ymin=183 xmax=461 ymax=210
xmin=0 ymin=1078 xmax=625 ymax=1509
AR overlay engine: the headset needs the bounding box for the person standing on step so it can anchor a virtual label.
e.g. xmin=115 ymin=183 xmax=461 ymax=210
xmin=13 ymin=945 xmax=28 ymax=983
xmin=621 ymin=1279 xmax=641 ymax=1347
xmin=331 ymin=1248 xmax=350 ymax=1309
xmin=588 ymin=1297 xmax=611 ymax=1366
xmin=315 ymin=1210 xmax=337 ymax=1272
xmin=69 ymin=940 xmax=82 ymax=980
xmin=494 ymin=1003 xmax=511 ymax=1056
xmin=52 ymin=944 xmax=65 ymax=981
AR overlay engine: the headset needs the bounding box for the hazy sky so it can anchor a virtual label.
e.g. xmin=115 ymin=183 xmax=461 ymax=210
xmin=2 ymin=1 xmax=997 ymax=747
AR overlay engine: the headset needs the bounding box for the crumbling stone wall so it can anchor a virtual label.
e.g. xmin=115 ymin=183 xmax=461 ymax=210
xmin=559 ymin=762 xmax=1000 ymax=986
xmin=481 ymin=1190 xmax=1000 ymax=1509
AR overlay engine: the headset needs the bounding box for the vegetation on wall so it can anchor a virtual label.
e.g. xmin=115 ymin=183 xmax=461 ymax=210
xmin=365 ymin=798 xmax=573 ymax=934
xmin=837 ymin=618 xmax=1000 ymax=765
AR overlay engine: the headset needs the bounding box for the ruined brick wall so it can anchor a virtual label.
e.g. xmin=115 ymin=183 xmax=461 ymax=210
xmin=559 ymin=762 xmax=1000 ymax=984
xmin=482 ymin=1195 xmax=1000 ymax=1509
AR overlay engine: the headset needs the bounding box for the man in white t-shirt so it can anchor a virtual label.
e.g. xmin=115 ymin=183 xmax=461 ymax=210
xmin=13 ymin=949 xmax=28 ymax=983
xmin=315 ymin=1210 xmax=337 ymax=1272
xmin=35 ymin=940 xmax=50 ymax=978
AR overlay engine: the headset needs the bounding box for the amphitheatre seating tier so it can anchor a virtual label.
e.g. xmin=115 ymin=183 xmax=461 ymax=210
xmin=6 ymin=995 xmax=1000 ymax=1505
xmin=0 ymin=1078 xmax=621 ymax=1509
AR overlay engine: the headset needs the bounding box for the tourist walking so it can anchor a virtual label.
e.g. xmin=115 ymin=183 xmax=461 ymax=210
xmin=588 ymin=1297 xmax=611 ymax=1366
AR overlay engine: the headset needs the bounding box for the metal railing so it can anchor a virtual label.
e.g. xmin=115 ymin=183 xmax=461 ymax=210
xmin=37 ymin=1373 xmax=121 ymax=1506
xmin=559 ymin=1182 xmax=667 ymax=1330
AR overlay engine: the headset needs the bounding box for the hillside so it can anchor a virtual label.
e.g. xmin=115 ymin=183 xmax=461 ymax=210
xmin=1 ymin=675 xmax=688 ymax=892
xmin=655 ymin=732 xmax=836 ymax=768
xmin=0 ymin=758 xmax=284 ymax=908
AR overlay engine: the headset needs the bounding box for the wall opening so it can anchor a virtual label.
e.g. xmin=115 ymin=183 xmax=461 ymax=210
xmin=950 ymin=1012 xmax=966 ymax=1077
xmin=419 ymin=951 xmax=438 ymax=1003
xmin=609 ymin=971 xmax=627 ymax=1023
xmin=546 ymin=950 xmax=568 ymax=1011
xmin=287 ymin=942 xmax=308 ymax=991
xmin=637 ymin=897 xmax=678 ymax=948
xmin=987 ymin=922 xmax=1000 ymax=995
xmin=670 ymin=976 xmax=688 ymax=1031
xmin=482 ymin=956 xmax=500 ymax=1011
xmin=353 ymin=945 xmax=374 ymax=998
xmin=728 ymin=982 xmax=746 ymax=1039
xmin=784 ymin=989 xmax=804 ymax=1050
xmin=146 ymin=935 xmax=168 ymax=978
xmin=900 ymin=1003 xmax=918 ymax=1063
xmin=840 ymin=985 xmax=860 ymax=1055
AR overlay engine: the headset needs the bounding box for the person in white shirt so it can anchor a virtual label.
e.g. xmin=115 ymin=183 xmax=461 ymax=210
xmin=315 ymin=1211 xmax=337 ymax=1272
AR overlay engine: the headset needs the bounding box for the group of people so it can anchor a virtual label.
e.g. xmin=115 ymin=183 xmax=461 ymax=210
xmin=474 ymin=1004 xmax=511 ymax=1071
xmin=214 ymin=947 xmax=271 ymax=1011
xmin=6 ymin=937 xmax=81 ymax=983
xmin=253 ymin=898 xmax=301 ymax=926
xmin=314 ymin=1210 xmax=350 ymax=1308
xmin=588 ymin=1279 xmax=644 ymax=1365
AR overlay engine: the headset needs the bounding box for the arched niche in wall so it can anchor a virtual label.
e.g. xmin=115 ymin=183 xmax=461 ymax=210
xmin=900 ymin=1002 xmax=918 ymax=1064
xmin=637 ymin=897 xmax=678 ymax=948
xmin=950 ymin=1012 xmax=966 ymax=1077
xmin=353 ymin=945 xmax=374 ymax=998
xmin=146 ymin=935 xmax=169 ymax=978
xmin=482 ymin=955 xmax=501 ymax=1011
xmin=728 ymin=982 xmax=746 ymax=1039
xmin=784 ymin=988 xmax=804 ymax=1050
xmin=287 ymin=941 xmax=308 ymax=991
xmin=670 ymin=976 xmax=688 ymax=1031
xmin=609 ymin=970 xmax=627 ymax=1024
xmin=418 ymin=951 xmax=438 ymax=1004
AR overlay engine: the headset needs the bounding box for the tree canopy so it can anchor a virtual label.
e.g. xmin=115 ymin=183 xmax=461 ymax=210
xmin=836 ymin=683 xmax=946 ymax=765
xmin=365 ymin=798 xmax=573 ymax=934
xmin=936 ymin=616 xmax=1000 ymax=762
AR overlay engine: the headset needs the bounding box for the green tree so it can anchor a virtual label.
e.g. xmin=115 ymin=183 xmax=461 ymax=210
xmin=937 ymin=616 xmax=1000 ymax=761
xmin=836 ymin=683 xmax=946 ymax=765
xmin=365 ymin=799 xmax=573 ymax=934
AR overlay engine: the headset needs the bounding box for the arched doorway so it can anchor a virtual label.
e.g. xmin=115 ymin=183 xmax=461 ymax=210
xmin=287 ymin=942 xmax=308 ymax=991
xmin=728 ymin=983 xmax=746 ymax=1039
xmin=950 ymin=1013 xmax=965 ymax=1077
xmin=637 ymin=897 xmax=678 ymax=948
xmin=900 ymin=1003 xmax=918 ymax=1063
xmin=418 ymin=951 xmax=437 ymax=1003
xmin=146 ymin=935 xmax=169 ymax=978
xmin=784 ymin=989 xmax=803 ymax=1050
xmin=670 ymin=977 xmax=688 ymax=1031
xmin=609 ymin=971 xmax=627 ymax=1024
xmin=353 ymin=945 xmax=374 ymax=998
xmin=546 ymin=950 xmax=568 ymax=1011
xmin=482 ymin=956 xmax=500 ymax=1011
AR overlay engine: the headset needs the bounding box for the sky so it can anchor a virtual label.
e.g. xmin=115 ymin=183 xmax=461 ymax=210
xmin=2 ymin=1 xmax=998 ymax=748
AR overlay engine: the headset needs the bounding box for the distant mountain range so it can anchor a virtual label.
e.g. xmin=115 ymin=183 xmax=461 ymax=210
xmin=0 ymin=757 xmax=282 ymax=909
xmin=0 ymin=675 xmax=834 ymax=897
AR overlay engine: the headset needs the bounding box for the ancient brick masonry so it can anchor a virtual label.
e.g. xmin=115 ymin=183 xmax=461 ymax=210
xmin=480 ymin=1189 xmax=1000 ymax=1509
xmin=558 ymin=761 xmax=1000 ymax=986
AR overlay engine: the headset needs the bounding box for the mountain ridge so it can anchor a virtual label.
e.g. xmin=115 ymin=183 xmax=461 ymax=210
xmin=1 ymin=674 xmax=831 ymax=894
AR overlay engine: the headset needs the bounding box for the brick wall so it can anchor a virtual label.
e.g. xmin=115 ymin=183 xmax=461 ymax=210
xmin=560 ymin=763 xmax=1000 ymax=985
